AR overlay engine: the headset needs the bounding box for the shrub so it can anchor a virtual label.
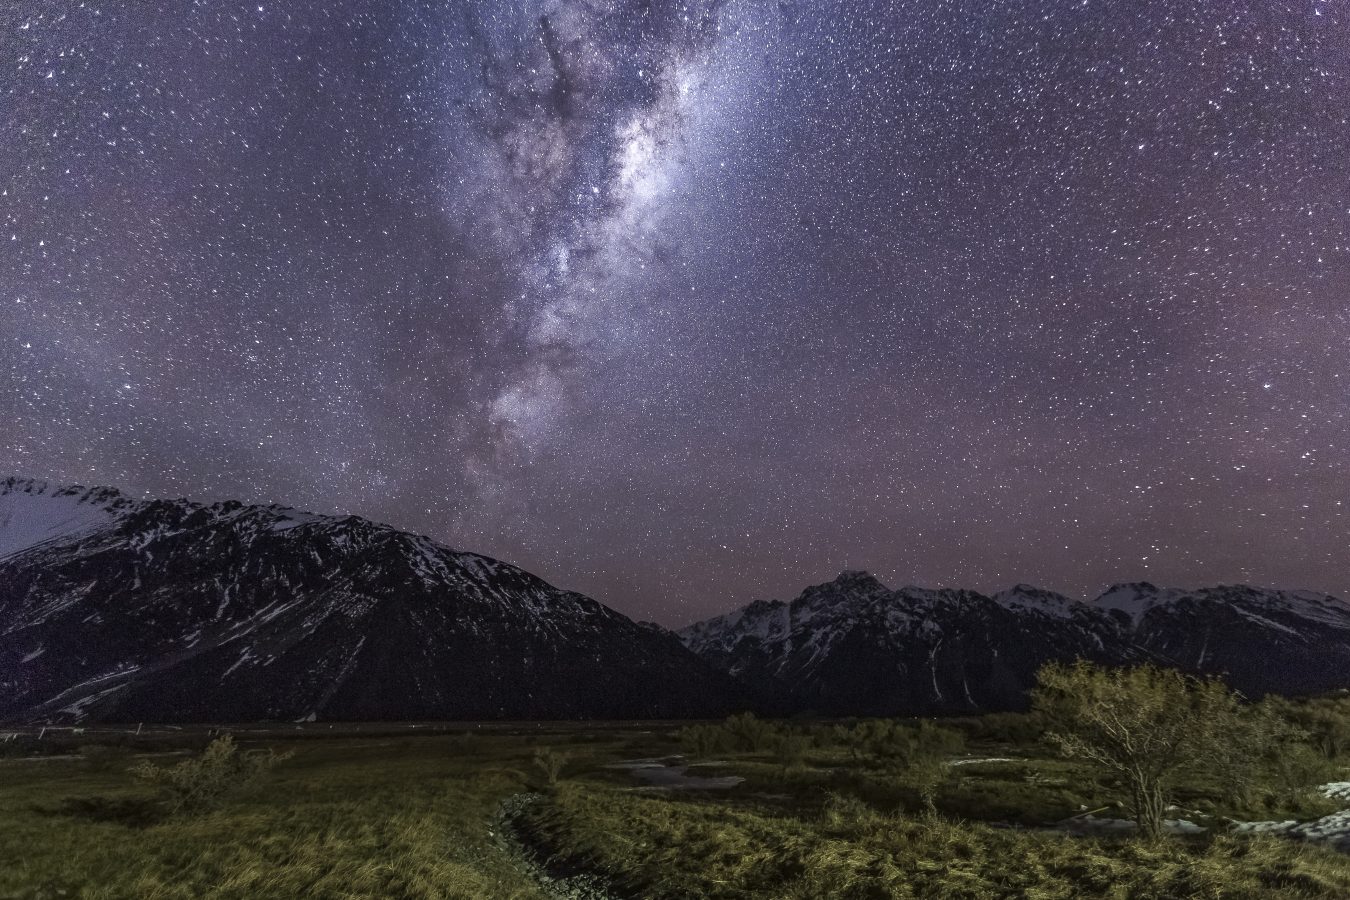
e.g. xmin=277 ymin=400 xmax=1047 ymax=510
xmin=1291 ymin=699 xmax=1350 ymax=761
xmin=131 ymin=735 xmax=291 ymax=814
xmin=904 ymin=723 xmax=965 ymax=816
xmin=970 ymin=710 xmax=1046 ymax=745
xmin=723 ymin=712 xmax=778 ymax=753
xmin=830 ymin=719 xmax=902 ymax=764
xmin=678 ymin=713 xmax=784 ymax=757
xmin=532 ymin=747 xmax=569 ymax=786
xmin=775 ymin=733 xmax=810 ymax=774
xmin=1313 ymin=715 xmax=1350 ymax=760
xmin=677 ymin=724 xmax=726 ymax=758
xmin=1033 ymin=660 xmax=1279 ymax=840
xmin=1266 ymin=742 xmax=1341 ymax=803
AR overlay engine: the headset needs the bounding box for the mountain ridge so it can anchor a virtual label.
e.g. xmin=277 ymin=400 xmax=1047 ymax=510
xmin=0 ymin=477 xmax=742 ymax=723
xmin=679 ymin=571 xmax=1350 ymax=716
xmin=6 ymin=477 xmax=1350 ymax=723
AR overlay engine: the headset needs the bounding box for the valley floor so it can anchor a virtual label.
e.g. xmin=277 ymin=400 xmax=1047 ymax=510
xmin=2 ymin=720 xmax=1350 ymax=899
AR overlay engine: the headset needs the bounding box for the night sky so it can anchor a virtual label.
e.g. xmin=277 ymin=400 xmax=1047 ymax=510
xmin=3 ymin=1 xmax=1347 ymax=625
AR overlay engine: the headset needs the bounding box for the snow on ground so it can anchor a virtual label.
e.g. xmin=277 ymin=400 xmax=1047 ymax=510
xmin=1058 ymin=782 xmax=1350 ymax=847
xmin=1058 ymin=784 xmax=1350 ymax=852
xmin=1322 ymin=782 xmax=1350 ymax=801
xmin=1233 ymin=813 xmax=1350 ymax=851
xmin=1232 ymin=783 xmax=1350 ymax=851
xmin=1057 ymin=816 xmax=1206 ymax=836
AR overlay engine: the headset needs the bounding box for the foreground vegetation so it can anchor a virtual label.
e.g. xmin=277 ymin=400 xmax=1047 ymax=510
xmin=2 ymin=670 xmax=1350 ymax=898
xmin=0 ymin=729 xmax=563 ymax=899
xmin=525 ymin=783 xmax=1350 ymax=899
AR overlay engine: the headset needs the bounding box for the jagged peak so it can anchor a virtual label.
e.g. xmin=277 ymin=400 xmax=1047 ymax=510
xmin=0 ymin=477 xmax=516 ymax=588
xmin=821 ymin=569 xmax=888 ymax=592
xmin=1004 ymin=583 xmax=1066 ymax=596
xmin=1 ymin=476 xmax=129 ymax=505
xmin=992 ymin=584 xmax=1085 ymax=620
xmin=994 ymin=584 xmax=1081 ymax=603
xmin=790 ymin=571 xmax=891 ymax=610
xmin=834 ymin=569 xmax=880 ymax=584
xmin=1100 ymin=581 xmax=1161 ymax=596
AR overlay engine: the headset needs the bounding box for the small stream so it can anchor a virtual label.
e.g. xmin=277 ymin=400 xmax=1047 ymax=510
xmin=604 ymin=757 xmax=745 ymax=790
xmin=492 ymin=793 xmax=619 ymax=900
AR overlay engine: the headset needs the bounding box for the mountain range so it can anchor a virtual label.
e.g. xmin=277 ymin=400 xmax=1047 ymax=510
xmin=679 ymin=571 xmax=1350 ymax=716
xmin=0 ymin=477 xmax=739 ymax=723
xmin=3 ymin=476 xmax=1349 ymax=723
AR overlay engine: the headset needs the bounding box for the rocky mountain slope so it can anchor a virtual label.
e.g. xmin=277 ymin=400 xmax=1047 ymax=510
xmin=0 ymin=478 xmax=739 ymax=724
xmin=680 ymin=572 xmax=1350 ymax=716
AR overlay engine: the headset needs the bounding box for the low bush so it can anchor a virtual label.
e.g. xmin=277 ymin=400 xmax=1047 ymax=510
xmin=775 ymin=733 xmax=810 ymax=774
xmin=532 ymin=746 xmax=569 ymax=786
xmin=131 ymin=735 xmax=292 ymax=814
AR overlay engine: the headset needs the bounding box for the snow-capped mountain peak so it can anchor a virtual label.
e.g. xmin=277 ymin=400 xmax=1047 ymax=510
xmin=682 ymin=575 xmax=1350 ymax=716
xmin=1092 ymin=581 xmax=1190 ymax=623
xmin=991 ymin=584 xmax=1085 ymax=619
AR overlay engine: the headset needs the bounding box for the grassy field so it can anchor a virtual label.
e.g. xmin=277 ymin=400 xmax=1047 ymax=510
xmin=0 ymin=726 xmax=622 ymax=900
xmin=2 ymin=714 xmax=1349 ymax=899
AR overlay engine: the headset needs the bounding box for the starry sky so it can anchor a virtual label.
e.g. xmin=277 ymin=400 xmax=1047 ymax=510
xmin=3 ymin=1 xmax=1348 ymax=625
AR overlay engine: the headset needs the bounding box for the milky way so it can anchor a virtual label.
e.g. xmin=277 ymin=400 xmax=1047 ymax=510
xmin=2 ymin=1 xmax=1348 ymax=624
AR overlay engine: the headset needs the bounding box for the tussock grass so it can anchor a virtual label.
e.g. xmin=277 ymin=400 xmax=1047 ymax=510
xmin=4 ymin=709 xmax=1350 ymax=898
xmin=0 ymin=735 xmax=553 ymax=899
xmin=522 ymin=781 xmax=1350 ymax=899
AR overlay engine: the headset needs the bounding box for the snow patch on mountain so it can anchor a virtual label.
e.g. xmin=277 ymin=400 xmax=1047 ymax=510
xmin=682 ymin=571 xmax=1350 ymax=717
xmin=1092 ymin=582 xmax=1190 ymax=623
xmin=0 ymin=477 xmax=740 ymax=723
xmin=993 ymin=585 xmax=1084 ymax=619
xmin=0 ymin=478 xmax=132 ymax=561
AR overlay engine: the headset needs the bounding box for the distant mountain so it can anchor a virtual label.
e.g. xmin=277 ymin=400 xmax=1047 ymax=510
xmin=1091 ymin=581 xmax=1350 ymax=698
xmin=7 ymin=477 xmax=1348 ymax=724
xmin=0 ymin=477 xmax=740 ymax=724
xmin=680 ymin=572 xmax=1350 ymax=716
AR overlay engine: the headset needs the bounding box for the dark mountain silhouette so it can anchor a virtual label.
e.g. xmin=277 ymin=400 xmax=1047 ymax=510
xmin=0 ymin=478 xmax=739 ymax=723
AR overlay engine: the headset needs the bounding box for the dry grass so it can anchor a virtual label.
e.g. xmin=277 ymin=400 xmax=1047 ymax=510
xmin=521 ymin=781 xmax=1350 ymax=899
xmin=0 ymin=735 xmax=552 ymax=899
xmin=4 ymin=712 xmax=1350 ymax=899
